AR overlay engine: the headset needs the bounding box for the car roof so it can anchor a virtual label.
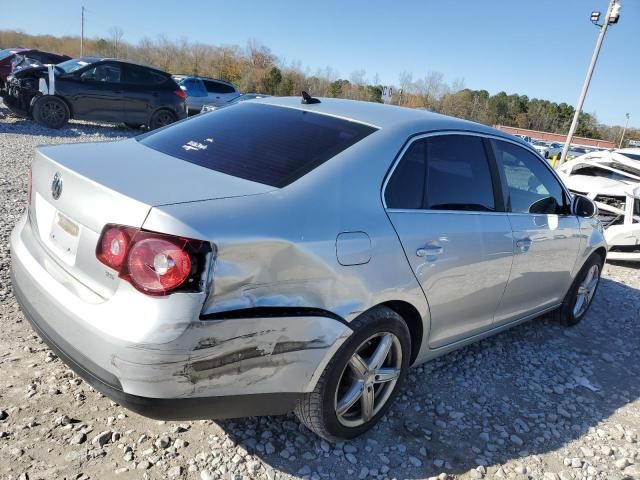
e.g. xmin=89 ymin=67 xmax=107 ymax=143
xmin=252 ymin=96 xmax=514 ymax=138
xmin=76 ymin=57 xmax=170 ymax=75
xmin=20 ymin=48 xmax=67 ymax=56
xmin=174 ymin=75 xmax=234 ymax=85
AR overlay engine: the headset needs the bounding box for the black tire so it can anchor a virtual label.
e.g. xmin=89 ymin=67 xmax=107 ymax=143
xmin=148 ymin=109 xmax=177 ymax=130
xmin=295 ymin=306 xmax=411 ymax=441
xmin=32 ymin=95 xmax=70 ymax=129
xmin=124 ymin=122 xmax=142 ymax=129
xmin=553 ymin=253 xmax=603 ymax=326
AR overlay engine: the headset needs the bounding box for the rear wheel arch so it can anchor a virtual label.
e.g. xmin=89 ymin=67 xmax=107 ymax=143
xmin=592 ymin=247 xmax=607 ymax=267
xmin=359 ymin=300 xmax=424 ymax=365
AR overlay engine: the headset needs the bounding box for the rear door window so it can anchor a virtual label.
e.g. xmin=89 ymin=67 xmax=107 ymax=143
xmin=203 ymin=80 xmax=236 ymax=94
xmin=385 ymin=134 xmax=497 ymax=212
xmin=138 ymin=103 xmax=377 ymax=188
xmin=123 ymin=65 xmax=167 ymax=85
xmin=385 ymin=140 xmax=426 ymax=209
xmin=424 ymin=135 xmax=496 ymax=211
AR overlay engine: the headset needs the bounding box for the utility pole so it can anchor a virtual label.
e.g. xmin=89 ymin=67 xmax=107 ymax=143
xmin=619 ymin=113 xmax=630 ymax=148
xmin=558 ymin=0 xmax=621 ymax=167
xmin=80 ymin=6 xmax=85 ymax=56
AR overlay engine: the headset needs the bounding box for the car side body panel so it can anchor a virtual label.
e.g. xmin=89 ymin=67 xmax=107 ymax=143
xmin=9 ymin=98 xmax=607 ymax=419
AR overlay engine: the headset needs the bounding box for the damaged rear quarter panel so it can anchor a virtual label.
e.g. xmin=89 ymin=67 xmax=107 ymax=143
xmin=140 ymin=128 xmax=431 ymax=369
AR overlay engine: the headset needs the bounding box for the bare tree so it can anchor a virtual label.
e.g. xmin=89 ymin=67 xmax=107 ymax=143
xmin=108 ymin=26 xmax=124 ymax=58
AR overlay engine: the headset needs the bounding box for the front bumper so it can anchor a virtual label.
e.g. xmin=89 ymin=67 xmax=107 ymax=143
xmin=10 ymin=213 xmax=352 ymax=419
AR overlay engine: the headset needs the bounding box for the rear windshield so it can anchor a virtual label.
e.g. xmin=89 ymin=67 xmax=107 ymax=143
xmin=138 ymin=103 xmax=377 ymax=188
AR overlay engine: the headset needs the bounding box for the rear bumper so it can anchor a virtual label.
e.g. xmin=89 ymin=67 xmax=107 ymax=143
xmin=10 ymin=212 xmax=352 ymax=419
xmin=13 ymin=277 xmax=301 ymax=418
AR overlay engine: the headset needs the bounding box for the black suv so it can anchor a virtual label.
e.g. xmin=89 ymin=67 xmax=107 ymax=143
xmin=3 ymin=57 xmax=187 ymax=129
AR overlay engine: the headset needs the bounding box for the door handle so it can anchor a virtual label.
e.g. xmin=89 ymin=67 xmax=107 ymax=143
xmin=417 ymin=245 xmax=444 ymax=257
xmin=516 ymin=238 xmax=532 ymax=253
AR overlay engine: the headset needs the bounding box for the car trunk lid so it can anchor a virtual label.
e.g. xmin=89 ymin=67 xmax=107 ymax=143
xmin=29 ymin=139 xmax=274 ymax=298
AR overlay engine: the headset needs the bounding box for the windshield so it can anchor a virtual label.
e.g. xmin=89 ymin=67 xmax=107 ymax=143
xmin=0 ymin=49 xmax=18 ymax=60
xmin=55 ymin=58 xmax=93 ymax=74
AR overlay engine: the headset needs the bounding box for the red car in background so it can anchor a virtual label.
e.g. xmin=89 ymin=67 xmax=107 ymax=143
xmin=0 ymin=48 xmax=71 ymax=88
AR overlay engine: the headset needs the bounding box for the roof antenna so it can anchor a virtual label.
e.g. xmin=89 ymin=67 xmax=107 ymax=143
xmin=301 ymin=91 xmax=321 ymax=105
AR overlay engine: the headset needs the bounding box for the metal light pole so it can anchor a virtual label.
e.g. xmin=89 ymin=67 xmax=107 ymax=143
xmin=80 ymin=6 xmax=85 ymax=56
xmin=619 ymin=113 xmax=630 ymax=148
xmin=558 ymin=0 xmax=621 ymax=167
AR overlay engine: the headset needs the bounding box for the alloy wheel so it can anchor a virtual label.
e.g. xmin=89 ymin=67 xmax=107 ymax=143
xmin=334 ymin=332 xmax=402 ymax=428
xmin=573 ymin=264 xmax=599 ymax=318
xmin=155 ymin=112 xmax=174 ymax=128
xmin=42 ymin=101 xmax=65 ymax=123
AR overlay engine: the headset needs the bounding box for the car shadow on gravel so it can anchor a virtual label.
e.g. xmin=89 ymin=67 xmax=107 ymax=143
xmin=0 ymin=106 xmax=138 ymax=139
xmin=218 ymin=276 xmax=640 ymax=479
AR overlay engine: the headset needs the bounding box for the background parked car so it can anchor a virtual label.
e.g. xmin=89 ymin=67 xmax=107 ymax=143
xmin=514 ymin=134 xmax=533 ymax=143
xmin=614 ymin=148 xmax=640 ymax=162
xmin=200 ymin=93 xmax=271 ymax=112
xmin=567 ymin=146 xmax=589 ymax=159
xmin=2 ymin=57 xmax=187 ymax=129
xmin=532 ymin=140 xmax=563 ymax=159
xmin=0 ymin=48 xmax=70 ymax=90
xmin=174 ymin=75 xmax=239 ymax=115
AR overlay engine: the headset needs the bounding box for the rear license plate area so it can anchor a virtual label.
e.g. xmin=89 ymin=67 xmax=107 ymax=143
xmin=49 ymin=211 xmax=80 ymax=263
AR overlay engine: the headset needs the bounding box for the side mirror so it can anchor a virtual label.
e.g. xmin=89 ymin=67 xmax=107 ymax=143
xmin=572 ymin=194 xmax=597 ymax=218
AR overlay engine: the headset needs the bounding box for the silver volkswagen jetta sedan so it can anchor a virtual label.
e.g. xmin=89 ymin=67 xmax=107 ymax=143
xmin=11 ymin=96 xmax=606 ymax=441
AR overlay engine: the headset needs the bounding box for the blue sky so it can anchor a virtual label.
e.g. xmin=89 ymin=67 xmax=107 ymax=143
xmin=2 ymin=0 xmax=638 ymax=127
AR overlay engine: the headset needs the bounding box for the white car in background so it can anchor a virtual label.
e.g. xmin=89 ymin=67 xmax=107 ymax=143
xmin=515 ymin=134 xmax=533 ymax=144
xmin=615 ymin=148 xmax=640 ymax=162
xmin=533 ymin=141 xmax=563 ymax=159
xmin=557 ymin=150 xmax=640 ymax=261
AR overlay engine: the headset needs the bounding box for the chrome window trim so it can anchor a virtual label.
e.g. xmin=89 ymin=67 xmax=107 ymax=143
xmin=381 ymin=130 xmax=575 ymax=216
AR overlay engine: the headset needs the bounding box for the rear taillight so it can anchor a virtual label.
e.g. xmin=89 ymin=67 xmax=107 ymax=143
xmin=174 ymin=89 xmax=187 ymax=100
xmin=27 ymin=167 xmax=32 ymax=204
xmin=96 ymin=224 xmax=209 ymax=296
xmin=97 ymin=225 xmax=135 ymax=269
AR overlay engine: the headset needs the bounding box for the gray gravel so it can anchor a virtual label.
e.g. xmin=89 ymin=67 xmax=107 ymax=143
xmin=1 ymin=101 xmax=639 ymax=480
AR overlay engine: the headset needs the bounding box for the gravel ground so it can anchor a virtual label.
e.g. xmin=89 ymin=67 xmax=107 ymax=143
xmin=1 ymin=102 xmax=639 ymax=480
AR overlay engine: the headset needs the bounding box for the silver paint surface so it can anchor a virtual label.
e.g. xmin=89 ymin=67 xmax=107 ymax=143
xmin=10 ymin=97 xmax=606 ymax=402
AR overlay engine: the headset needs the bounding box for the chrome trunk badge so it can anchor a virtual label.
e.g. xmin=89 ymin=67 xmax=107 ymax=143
xmin=51 ymin=172 xmax=63 ymax=200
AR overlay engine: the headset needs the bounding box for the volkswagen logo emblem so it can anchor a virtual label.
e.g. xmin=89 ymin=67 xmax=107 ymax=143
xmin=51 ymin=172 xmax=63 ymax=200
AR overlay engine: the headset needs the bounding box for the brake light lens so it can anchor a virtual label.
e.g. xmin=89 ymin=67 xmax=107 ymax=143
xmin=126 ymin=238 xmax=191 ymax=293
xmin=97 ymin=225 xmax=134 ymax=269
xmin=96 ymin=224 xmax=209 ymax=296
xmin=174 ymin=89 xmax=187 ymax=100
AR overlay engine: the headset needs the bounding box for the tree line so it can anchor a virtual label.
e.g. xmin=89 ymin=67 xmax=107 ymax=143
xmin=1 ymin=29 xmax=637 ymax=145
